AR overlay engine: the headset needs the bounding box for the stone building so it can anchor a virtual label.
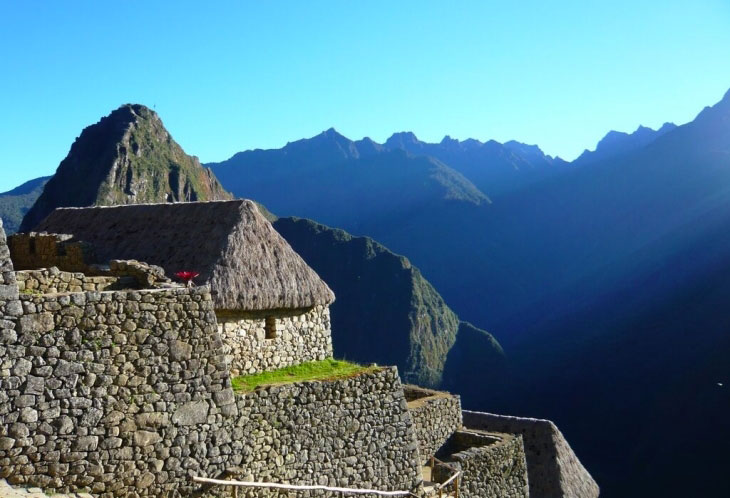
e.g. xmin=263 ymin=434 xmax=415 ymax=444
xmin=12 ymin=200 xmax=335 ymax=375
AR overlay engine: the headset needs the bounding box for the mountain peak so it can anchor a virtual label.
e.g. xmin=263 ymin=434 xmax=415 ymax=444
xmin=384 ymin=131 xmax=421 ymax=148
xmin=313 ymin=127 xmax=354 ymax=144
xmin=440 ymin=135 xmax=459 ymax=146
xmin=19 ymin=105 xmax=231 ymax=231
xmin=109 ymin=103 xmax=158 ymax=123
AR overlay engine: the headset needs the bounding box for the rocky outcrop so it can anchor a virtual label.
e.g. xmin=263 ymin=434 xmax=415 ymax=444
xmin=20 ymin=104 xmax=231 ymax=231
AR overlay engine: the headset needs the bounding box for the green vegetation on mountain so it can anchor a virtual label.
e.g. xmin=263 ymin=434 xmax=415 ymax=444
xmin=20 ymin=104 xmax=231 ymax=231
xmin=0 ymin=176 xmax=49 ymax=234
xmin=272 ymin=216 xmax=504 ymax=388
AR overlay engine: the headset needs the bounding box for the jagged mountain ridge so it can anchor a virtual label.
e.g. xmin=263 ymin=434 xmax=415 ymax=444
xmin=209 ymin=133 xmax=489 ymax=233
xmin=383 ymin=132 xmax=569 ymax=197
xmin=573 ymin=122 xmax=677 ymax=166
xmin=272 ymin=216 xmax=505 ymax=389
xmin=20 ymin=104 xmax=231 ymax=231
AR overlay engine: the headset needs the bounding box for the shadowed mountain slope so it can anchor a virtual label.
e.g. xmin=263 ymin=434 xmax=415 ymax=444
xmin=272 ymin=216 xmax=505 ymax=388
xmin=0 ymin=176 xmax=50 ymax=234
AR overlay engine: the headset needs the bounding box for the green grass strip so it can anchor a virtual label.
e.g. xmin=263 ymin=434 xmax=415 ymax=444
xmin=231 ymin=358 xmax=380 ymax=393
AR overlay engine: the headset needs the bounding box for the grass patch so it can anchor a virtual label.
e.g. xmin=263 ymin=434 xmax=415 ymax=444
xmin=231 ymin=358 xmax=380 ymax=393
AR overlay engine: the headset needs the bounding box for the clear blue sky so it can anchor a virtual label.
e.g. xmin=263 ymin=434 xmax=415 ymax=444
xmin=2 ymin=0 xmax=730 ymax=191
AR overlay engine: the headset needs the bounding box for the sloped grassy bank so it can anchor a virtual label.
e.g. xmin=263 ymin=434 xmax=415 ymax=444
xmin=231 ymin=358 xmax=380 ymax=393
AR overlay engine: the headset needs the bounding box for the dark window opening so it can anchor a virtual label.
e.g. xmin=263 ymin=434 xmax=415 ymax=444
xmin=265 ymin=316 xmax=277 ymax=339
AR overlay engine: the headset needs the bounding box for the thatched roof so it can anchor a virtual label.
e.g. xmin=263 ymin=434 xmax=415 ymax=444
xmin=35 ymin=200 xmax=335 ymax=311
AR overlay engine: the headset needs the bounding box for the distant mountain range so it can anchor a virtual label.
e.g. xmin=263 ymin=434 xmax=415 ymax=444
xmin=20 ymin=104 xmax=231 ymax=232
xmin=0 ymin=176 xmax=50 ymax=234
xmin=573 ymin=122 xmax=677 ymax=166
xmin=383 ymin=132 xmax=568 ymax=198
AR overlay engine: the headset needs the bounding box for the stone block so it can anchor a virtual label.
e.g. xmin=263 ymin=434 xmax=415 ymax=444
xmin=169 ymin=340 xmax=192 ymax=361
xmin=172 ymin=400 xmax=209 ymax=426
xmin=19 ymin=312 xmax=55 ymax=334
xmin=134 ymin=430 xmax=162 ymax=447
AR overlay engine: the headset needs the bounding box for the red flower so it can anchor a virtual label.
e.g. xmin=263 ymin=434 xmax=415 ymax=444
xmin=175 ymin=271 xmax=200 ymax=283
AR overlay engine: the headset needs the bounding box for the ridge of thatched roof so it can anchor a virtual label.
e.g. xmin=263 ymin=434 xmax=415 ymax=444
xmin=35 ymin=200 xmax=335 ymax=310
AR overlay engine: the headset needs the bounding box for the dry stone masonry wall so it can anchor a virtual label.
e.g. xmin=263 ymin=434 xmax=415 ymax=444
xmin=462 ymin=411 xmax=600 ymax=498
xmin=8 ymin=234 xmax=92 ymax=274
xmin=222 ymin=368 xmax=423 ymax=497
xmin=434 ymin=430 xmax=528 ymax=498
xmin=403 ymin=385 xmax=462 ymax=463
xmin=15 ymin=269 xmax=118 ymax=294
xmin=0 ymin=221 xmax=22 ymax=360
xmin=216 ymin=306 xmax=332 ymax=375
xmin=0 ymin=286 xmax=236 ymax=496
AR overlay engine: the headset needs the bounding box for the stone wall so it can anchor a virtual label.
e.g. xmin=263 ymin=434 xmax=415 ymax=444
xmin=223 ymin=367 xmax=423 ymax=497
xmin=216 ymin=305 xmax=333 ymax=375
xmin=434 ymin=430 xmax=528 ymax=498
xmin=0 ymin=220 xmax=21 ymax=354
xmin=0 ymin=219 xmax=23 ymax=326
xmin=16 ymin=269 xmax=119 ymax=294
xmin=403 ymin=385 xmax=462 ymax=463
xmin=0 ymin=286 xmax=237 ymax=496
xmin=8 ymin=233 xmax=93 ymax=273
xmin=462 ymin=411 xmax=600 ymax=498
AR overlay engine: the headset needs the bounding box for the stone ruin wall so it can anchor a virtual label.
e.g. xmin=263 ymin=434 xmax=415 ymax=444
xmin=16 ymin=269 xmax=119 ymax=294
xmin=403 ymin=385 xmax=462 ymax=464
xmin=0 ymin=220 xmax=22 ymax=365
xmin=216 ymin=306 xmax=333 ymax=375
xmin=433 ymin=430 xmax=528 ymax=498
xmin=0 ymin=286 xmax=236 ymax=496
xmin=8 ymin=234 xmax=92 ymax=274
xmin=404 ymin=385 xmax=530 ymax=498
xmin=462 ymin=410 xmax=600 ymax=498
xmin=227 ymin=368 xmax=422 ymax=497
xmin=0 ymin=218 xmax=423 ymax=497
